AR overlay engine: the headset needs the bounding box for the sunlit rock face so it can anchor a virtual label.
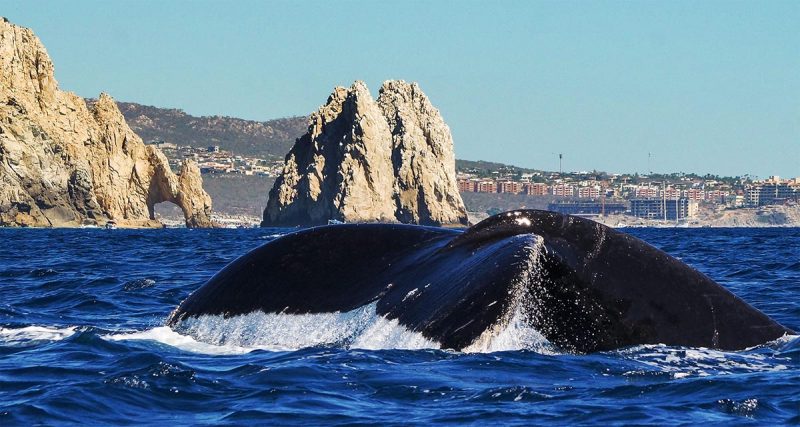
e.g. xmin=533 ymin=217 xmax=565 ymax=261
xmin=0 ymin=18 xmax=212 ymax=228
xmin=263 ymin=80 xmax=467 ymax=227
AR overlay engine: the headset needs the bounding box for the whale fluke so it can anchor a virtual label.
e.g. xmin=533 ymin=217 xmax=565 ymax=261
xmin=169 ymin=210 xmax=793 ymax=352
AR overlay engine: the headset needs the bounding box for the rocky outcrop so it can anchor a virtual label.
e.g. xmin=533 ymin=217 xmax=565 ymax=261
xmin=0 ymin=18 xmax=212 ymax=228
xmin=262 ymin=80 xmax=467 ymax=227
xmin=378 ymin=81 xmax=468 ymax=225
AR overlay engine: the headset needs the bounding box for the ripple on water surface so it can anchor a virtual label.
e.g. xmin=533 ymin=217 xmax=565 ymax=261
xmin=0 ymin=227 xmax=798 ymax=425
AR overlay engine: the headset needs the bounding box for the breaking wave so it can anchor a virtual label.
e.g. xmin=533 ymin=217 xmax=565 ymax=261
xmin=107 ymin=303 xmax=438 ymax=354
xmin=0 ymin=325 xmax=77 ymax=346
xmin=108 ymin=234 xmax=557 ymax=355
xmin=105 ymin=300 xmax=558 ymax=355
xmin=616 ymin=335 xmax=797 ymax=379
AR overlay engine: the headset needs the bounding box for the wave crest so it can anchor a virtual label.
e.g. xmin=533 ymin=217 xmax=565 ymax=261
xmin=0 ymin=325 xmax=77 ymax=346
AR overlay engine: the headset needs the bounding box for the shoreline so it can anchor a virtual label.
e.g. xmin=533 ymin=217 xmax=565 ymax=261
xmin=3 ymin=217 xmax=800 ymax=230
xmin=3 ymin=204 xmax=800 ymax=230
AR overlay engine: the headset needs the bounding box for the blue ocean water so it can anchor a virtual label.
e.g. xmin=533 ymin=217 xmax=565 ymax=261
xmin=0 ymin=227 xmax=798 ymax=425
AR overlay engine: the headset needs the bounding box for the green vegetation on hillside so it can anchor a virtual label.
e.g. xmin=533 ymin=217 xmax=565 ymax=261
xmin=108 ymin=100 xmax=308 ymax=159
xmin=455 ymin=159 xmax=541 ymax=179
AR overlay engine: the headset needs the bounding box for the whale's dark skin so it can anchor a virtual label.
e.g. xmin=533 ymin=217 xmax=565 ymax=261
xmin=168 ymin=210 xmax=793 ymax=352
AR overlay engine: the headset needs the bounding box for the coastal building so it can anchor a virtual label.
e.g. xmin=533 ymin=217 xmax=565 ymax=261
xmin=629 ymin=198 xmax=696 ymax=220
xmin=684 ymin=188 xmax=704 ymax=201
xmin=745 ymin=181 xmax=797 ymax=206
xmin=199 ymin=162 xmax=232 ymax=174
xmin=525 ymin=183 xmax=548 ymax=196
xmin=663 ymin=188 xmax=681 ymax=199
xmin=151 ymin=141 xmax=177 ymax=150
xmin=635 ymin=186 xmax=659 ymax=198
xmin=577 ymin=186 xmax=601 ymax=199
xmin=706 ymin=190 xmax=729 ymax=204
xmin=547 ymin=200 xmax=626 ymax=217
xmin=726 ymin=194 xmax=745 ymax=208
xmin=498 ymin=181 xmax=523 ymax=194
xmin=477 ymin=181 xmax=497 ymax=193
xmin=552 ymin=184 xmax=575 ymax=197
xmin=457 ymin=179 xmax=477 ymax=192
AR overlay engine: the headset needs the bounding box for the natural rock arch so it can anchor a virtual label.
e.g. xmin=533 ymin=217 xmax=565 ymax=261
xmin=145 ymin=158 xmax=213 ymax=228
xmin=0 ymin=19 xmax=213 ymax=228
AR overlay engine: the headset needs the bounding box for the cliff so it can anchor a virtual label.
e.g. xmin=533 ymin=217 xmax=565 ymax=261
xmin=262 ymin=80 xmax=468 ymax=227
xmin=0 ymin=18 xmax=212 ymax=228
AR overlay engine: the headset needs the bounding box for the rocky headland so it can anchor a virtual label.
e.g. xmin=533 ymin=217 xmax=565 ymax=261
xmin=0 ymin=18 xmax=212 ymax=228
xmin=262 ymin=80 xmax=468 ymax=227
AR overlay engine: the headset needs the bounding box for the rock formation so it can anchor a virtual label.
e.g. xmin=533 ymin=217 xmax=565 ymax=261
xmin=262 ymin=80 xmax=468 ymax=227
xmin=0 ymin=18 xmax=212 ymax=227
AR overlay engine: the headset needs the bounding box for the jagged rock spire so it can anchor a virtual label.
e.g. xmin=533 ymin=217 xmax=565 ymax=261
xmin=263 ymin=80 xmax=467 ymax=227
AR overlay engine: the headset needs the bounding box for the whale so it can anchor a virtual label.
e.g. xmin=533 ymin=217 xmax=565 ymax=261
xmin=168 ymin=210 xmax=793 ymax=352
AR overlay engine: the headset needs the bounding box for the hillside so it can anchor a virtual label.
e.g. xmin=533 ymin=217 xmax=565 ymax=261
xmin=109 ymin=100 xmax=546 ymax=173
xmin=105 ymin=100 xmax=566 ymax=221
xmin=108 ymin=101 xmax=308 ymax=159
xmin=455 ymin=159 xmax=541 ymax=178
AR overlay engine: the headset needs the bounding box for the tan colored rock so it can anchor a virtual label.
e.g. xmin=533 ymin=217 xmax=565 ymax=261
xmin=263 ymin=82 xmax=396 ymax=226
xmin=0 ymin=18 xmax=212 ymax=228
xmin=263 ymin=80 xmax=468 ymax=227
xmin=377 ymin=80 xmax=467 ymax=226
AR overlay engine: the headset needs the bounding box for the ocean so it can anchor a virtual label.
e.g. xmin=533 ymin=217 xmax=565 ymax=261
xmin=1 ymin=227 xmax=798 ymax=424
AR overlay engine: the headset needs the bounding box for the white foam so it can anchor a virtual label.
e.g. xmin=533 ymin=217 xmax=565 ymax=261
xmin=106 ymin=303 xmax=439 ymax=354
xmin=351 ymin=315 xmax=438 ymax=350
xmin=0 ymin=325 xmax=76 ymax=345
xmin=463 ymin=308 xmax=556 ymax=354
xmin=113 ymin=298 xmax=559 ymax=355
xmin=257 ymin=233 xmax=286 ymax=240
xmin=618 ymin=339 xmax=796 ymax=378
xmin=465 ymin=234 xmax=556 ymax=354
xmin=108 ymin=299 xmax=559 ymax=355
xmin=107 ymin=234 xmax=563 ymax=355
xmin=104 ymin=326 xmax=257 ymax=355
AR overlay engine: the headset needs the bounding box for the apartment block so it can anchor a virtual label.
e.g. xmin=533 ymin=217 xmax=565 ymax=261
xmin=477 ymin=181 xmax=497 ymax=193
xmin=552 ymin=184 xmax=575 ymax=197
xmin=635 ymin=186 xmax=659 ymax=198
xmin=576 ymin=186 xmax=601 ymax=199
xmin=684 ymin=188 xmax=704 ymax=201
xmin=458 ymin=179 xmax=477 ymax=192
xmin=525 ymin=183 xmax=549 ymax=195
xmin=498 ymin=181 xmax=523 ymax=194
xmin=547 ymin=200 xmax=626 ymax=217
xmin=630 ymin=198 xmax=696 ymax=220
xmin=745 ymin=182 xmax=798 ymax=206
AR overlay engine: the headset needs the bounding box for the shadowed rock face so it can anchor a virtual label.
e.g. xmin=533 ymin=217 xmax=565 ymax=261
xmin=262 ymin=80 xmax=468 ymax=227
xmin=0 ymin=18 xmax=212 ymax=228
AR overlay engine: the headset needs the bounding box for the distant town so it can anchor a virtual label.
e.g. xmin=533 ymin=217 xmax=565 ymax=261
xmin=152 ymin=142 xmax=284 ymax=177
xmin=457 ymin=165 xmax=800 ymax=221
xmin=149 ymin=141 xmax=799 ymax=224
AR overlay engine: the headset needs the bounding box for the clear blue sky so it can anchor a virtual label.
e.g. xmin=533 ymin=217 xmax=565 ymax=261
xmin=4 ymin=0 xmax=798 ymax=178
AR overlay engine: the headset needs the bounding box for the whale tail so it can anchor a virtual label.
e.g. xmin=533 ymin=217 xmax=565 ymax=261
xmin=169 ymin=210 xmax=793 ymax=352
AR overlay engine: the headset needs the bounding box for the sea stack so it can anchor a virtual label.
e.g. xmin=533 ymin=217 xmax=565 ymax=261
xmin=262 ymin=80 xmax=468 ymax=227
xmin=0 ymin=18 xmax=213 ymax=228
